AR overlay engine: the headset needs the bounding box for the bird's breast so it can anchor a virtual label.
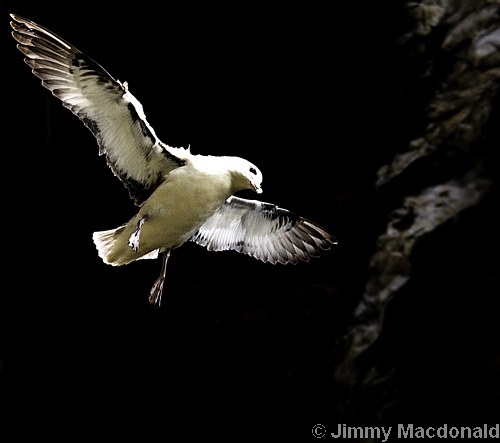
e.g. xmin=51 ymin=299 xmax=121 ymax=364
xmin=134 ymin=170 xmax=231 ymax=250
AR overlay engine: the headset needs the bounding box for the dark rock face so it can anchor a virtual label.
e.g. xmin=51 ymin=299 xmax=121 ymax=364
xmin=333 ymin=0 xmax=500 ymax=426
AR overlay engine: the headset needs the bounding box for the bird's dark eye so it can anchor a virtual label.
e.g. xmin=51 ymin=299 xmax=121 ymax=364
xmin=249 ymin=167 xmax=257 ymax=175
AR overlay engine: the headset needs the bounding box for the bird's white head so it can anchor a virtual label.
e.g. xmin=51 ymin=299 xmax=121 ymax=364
xmin=228 ymin=156 xmax=263 ymax=194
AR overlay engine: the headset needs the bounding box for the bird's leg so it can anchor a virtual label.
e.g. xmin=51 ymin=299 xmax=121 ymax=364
xmin=148 ymin=250 xmax=171 ymax=308
xmin=128 ymin=216 xmax=146 ymax=252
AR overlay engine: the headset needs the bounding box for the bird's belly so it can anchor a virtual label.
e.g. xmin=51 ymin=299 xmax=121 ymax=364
xmin=135 ymin=177 xmax=228 ymax=252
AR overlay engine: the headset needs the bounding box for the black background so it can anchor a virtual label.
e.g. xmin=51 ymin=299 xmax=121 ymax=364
xmin=1 ymin=1 xmax=499 ymax=439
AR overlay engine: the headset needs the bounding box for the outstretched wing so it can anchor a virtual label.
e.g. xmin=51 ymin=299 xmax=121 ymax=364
xmin=190 ymin=196 xmax=336 ymax=264
xmin=10 ymin=14 xmax=186 ymax=205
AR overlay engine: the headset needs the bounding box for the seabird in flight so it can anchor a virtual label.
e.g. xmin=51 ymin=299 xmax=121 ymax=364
xmin=10 ymin=14 xmax=337 ymax=307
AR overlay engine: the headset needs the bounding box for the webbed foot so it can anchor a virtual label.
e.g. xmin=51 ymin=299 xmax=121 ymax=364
xmin=148 ymin=250 xmax=171 ymax=308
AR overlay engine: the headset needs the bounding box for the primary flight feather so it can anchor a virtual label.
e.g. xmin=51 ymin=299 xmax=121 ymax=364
xmin=10 ymin=14 xmax=337 ymax=307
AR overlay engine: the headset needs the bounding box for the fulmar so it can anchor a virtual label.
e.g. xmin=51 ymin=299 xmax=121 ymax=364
xmin=10 ymin=14 xmax=337 ymax=307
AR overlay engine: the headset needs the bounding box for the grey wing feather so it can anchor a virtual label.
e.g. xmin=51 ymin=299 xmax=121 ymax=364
xmin=10 ymin=14 xmax=186 ymax=205
xmin=190 ymin=196 xmax=337 ymax=264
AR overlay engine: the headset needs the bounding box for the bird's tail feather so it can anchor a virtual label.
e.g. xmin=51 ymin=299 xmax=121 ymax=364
xmin=93 ymin=226 xmax=160 ymax=266
xmin=93 ymin=227 xmax=123 ymax=266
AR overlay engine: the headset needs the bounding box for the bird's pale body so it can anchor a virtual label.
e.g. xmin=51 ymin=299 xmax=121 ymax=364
xmin=95 ymin=155 xmax=258 ymax=266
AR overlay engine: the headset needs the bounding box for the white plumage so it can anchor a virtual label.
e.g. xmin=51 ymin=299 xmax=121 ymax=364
xmin=10 ymin=14 xmax=337 ymax=307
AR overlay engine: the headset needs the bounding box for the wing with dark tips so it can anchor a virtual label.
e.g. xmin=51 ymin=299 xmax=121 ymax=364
xmin=10 ymin=14 xmax=186 ymax=205
xmin=191 ymin=196 xmax=337 ymax=264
